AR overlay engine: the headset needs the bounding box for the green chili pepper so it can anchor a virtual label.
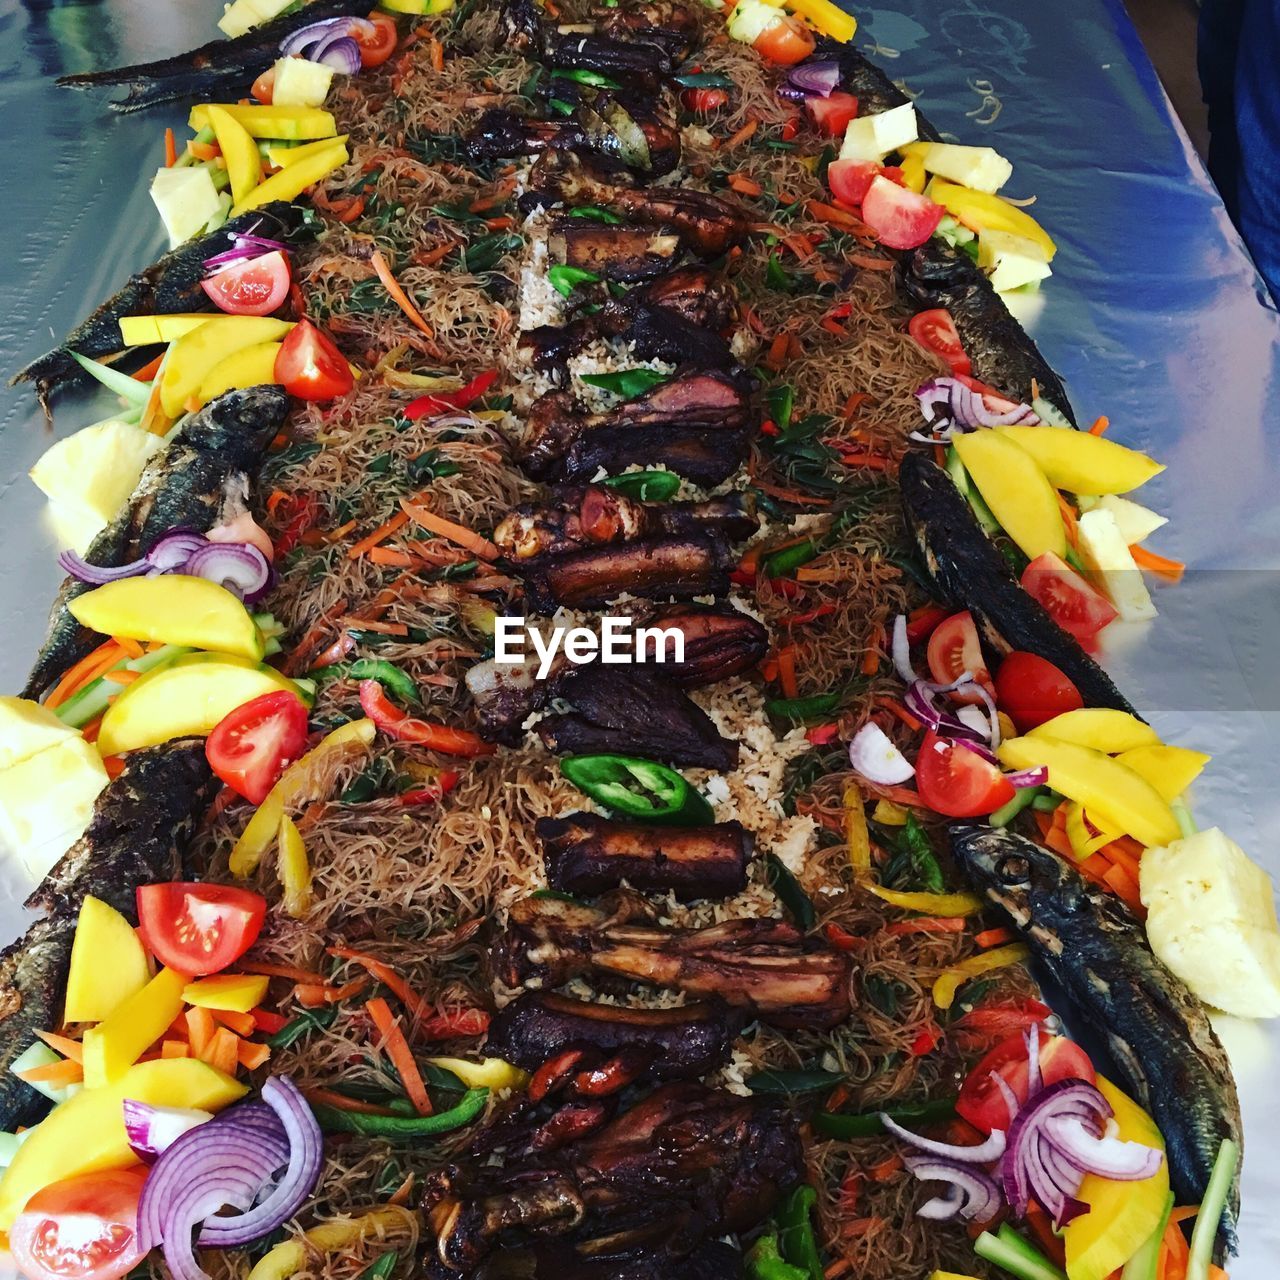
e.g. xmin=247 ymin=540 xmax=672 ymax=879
xmin=551 ymin=67 xmax=622 ymax=89
xmin=568 ymin=205 xmax=623 ymax=224
xmin=601 ymin=470 xmax=681 ymax=501
xmin=358 ymin=1253 xmax=398 ymax=1280
xmin=765 ymin=383 xmax=795 ymax=433
xmin=463 ymin=232 xmax=522 ymax=273
xmin=672 ymin=70 xmax=735 ymax=89
xmin=1032 ymin=791 xmax=1064 ymax=812
xmin=764 ymin=693 xmax=842 ymax=723
xmin=747 ymin=1068 xmax=842 ymax=1095
xmin=548 ymin=264 xmax=601 ymax=297
xmin=762 ymin=539 xmax=818 ymax=578
xmin=311 ymin=1087 xmax=490 ymax=1140
xmin=266 ymin=1005 xmax=339 ymax=1050
xmin=560 ymin=755 xmax=714 ymax=825
xmin=764 ymin=853 xmax=815 ymax=930
xmin=312 ymin=658 xmax=420 ymax=707
xmin=746 ymin=1236 xmax=807 ymax=1280
xmin=812 ymin=1096 xmax=956 ymax=1140
xmin=766 ymin=253 xmax=796 ymax=292
xmin=547 ymin=97 xmax=576 ymax=117
xmin=777 ymin=1185 xmax=823 ymax=1280
xmin=579 ymin=367 xmax=669 ymax=399
xmin=901 ymin=813 xmax=945 ymax=893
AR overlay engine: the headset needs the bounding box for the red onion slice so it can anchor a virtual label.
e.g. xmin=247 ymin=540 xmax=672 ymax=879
xmin=990 ymin=1070 xmax=1020 ymax=1129
xmin=147 ymin=531 xmax=209 ymax=574
xmin=311 ymin=33 xmax=363 ymax=74
xmin=1042 ymin=1115 xmax=1165 ymax=1181
xmin=880 ymin=1113 xmax=1007 ymax=1163
xmin=1004 ymin=766 xmax=1049 ymax=789
xmin=279 ymin=15 xmax=374 ymax=57
xmin=57 ymin=550 xmax=152 ymax=585
xmin=848 ymin=722 xmax=915 ymax=785
xmin=123 ymin=1100 xmax=212 ymax=1162
xmin=203 ymin=231 xmax=292 ymax=273
xmin=914 ymin=377 xmax=1041 ymax=439
xmin=891 ymin=614 xmax=918 ymax=684
xmin=783 ymin=60 xmax=841 ymax=97
xmin=184 ymin=541 xmax=271 ymax=601
xmin=903 ymin=1156 xmax=1002 ymax=1223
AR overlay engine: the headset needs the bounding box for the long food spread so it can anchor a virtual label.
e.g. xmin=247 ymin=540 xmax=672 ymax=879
xmin=0 ymin=3 xmax=1274 ymax=1280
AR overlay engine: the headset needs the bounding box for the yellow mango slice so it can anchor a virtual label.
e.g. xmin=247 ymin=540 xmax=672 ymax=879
xmin=198 ymin=341 xmax=283 ymax=406
xmin=266 ymin=134 xmax=349 ymax=168
xmin=996 ymin=426 xmax=1164 ymax=495
xmin=160 ymin=315 xmax=293 ymax=416
xmin=117 ymin=313 xmax=213 ymax=346
xmin=1028 ymin=707 xmax=1161 ymax=754
xmin=952 ymin=430 xmax=1067 ymax=560
xmin=205 ymin=105 xmax=263 ymax=210
xmin=1116 ymin=744 xmax=1211 ymax=803
xmin=231 ymin=141 xmax=349 ymax=217
xmin=997 ymin=736 xmax=1181 ymax=847
xmin=82 ymin=967 xmax=187 ymax=1087
xmin=188 ymin=103 xmax=337 ymax=140
xmin=65 ymin=897 xmax=151 ymax=1024
xmin=926 ymin=177 xmax=1057 ymax=259
xmin=183 ymin=973 xmax=270 ymax=1013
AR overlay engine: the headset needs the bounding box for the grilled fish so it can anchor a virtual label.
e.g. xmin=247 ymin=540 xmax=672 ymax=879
xmin=954 ymin=825 xmax=1242 ymax=1249
xmin=56 ymin=0 xmax=372 ymax=112
xmin=22 ymin=386 xmax=288 ymax=700
xmin=0 ymin=741 xmax=217 ymax=1130
xmin=12 ymin=203 xmax=318 ymax=404
xmin=899 ymin=451 xmax=1139 ymax=715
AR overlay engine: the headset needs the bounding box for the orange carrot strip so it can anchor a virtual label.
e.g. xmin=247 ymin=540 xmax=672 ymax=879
xmin=165 ymin=128 xmax=178 ymax=168
xmin=210 ymin=1008 xmax=256 ymax=1037
xmin=974 ymin=926 xmax=1015 ymax=949
xmin=415 ymin=241 xmax=458 ymax=267
xmin=101 ymin=669 xmax=141 ymax=686
xmin=44 ymin=640 xmax=124 ymax=709
xmin=238 ymin=960 xmax=326 ymax=984
xmin=370 ymin=249 xmax=435 ymax=338
xmin=205 ymin=1027 xmax=240 ymax=1076
xmin=1168 ymin=1207 xmax=1199 ymax=1225
xmin=190 ymin=141 xmax=220 ymax=162
xmin=1088 ymin=415 xmax=1110 ymax=436
xmin=16 ymin=1058 xmax=84 ymax=1087
xmin=1057 ymin=493 xmax=1080 ymax=548
xmin=722 ymin=118 xmax=758 ymax=149
xmin=727 ymin=173 xmax=763 ymax=197
xmin=161 ymin=1040 xmax=189 ymax=1059
xmin=303 ymin=1088 xmax=398 ymax=1116
xmin=1130 ymin=544 xmax=1186 ymax=583
xmin=399 ymin=498 xmax=499 ymax=560
xmin=875 ymin=696 xmax=922 ymax=732
xmin=839 ymin=450 xmax=893 ymax=471
xmin=132 ymin=352 xmax=165 ymax=382
xmin=776 ymin=647 xmax=799 ymax=699
xmin=884 ymin=916 xmax=966 ymax=936
xmin=237 ymin=1040 xmax=271 ymax=1071
xmin=368 ymin=547 xmax=417 ymax=568
xmin=366 ymin=997 xmax=433 ymax=1115
xmin=35 ymin=1031 xmax=84 ymax=1063
xmin=328 ymin=948 xmax=432 ymax=1024
xmin=186 ymin=1008 xmax=216 ymax=1059
xmin=1103 ymin=863 xmax=1145 ymax=916
xmin=295 ymin=977 xmax=371 ymax=1008
xmin=347 ymin=511 xmax=410 ymax=559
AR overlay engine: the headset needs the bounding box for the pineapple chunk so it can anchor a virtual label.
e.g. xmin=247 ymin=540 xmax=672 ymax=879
xmin=1077 ymin=494 xmax=1168 ymax=546
xmin=271 ymin=57 xmax=336 ymax=109
xmin=839 ymin=103 xmax=919 ymax=163
xmin=218 ymin=0 xmax=296 ymax=37
xmin=978 ymin=228 xmax=1052 ymax=293
xmin=0 ymin=698 xmax=78 ymax=771
xmin=1140 ymin=828 xmax=1280 ymax=1018
xmin=1075 ymin=508 xmax=1157 ymax=622
xmin=30 ymin=420 xmax=162 ymax=553
xmin=915 ymin=142 xmax=1013 ymax=193
xmin=150 ymin=166 xmax=223 ymax=249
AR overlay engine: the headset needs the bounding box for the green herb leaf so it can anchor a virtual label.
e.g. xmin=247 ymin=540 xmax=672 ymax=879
xmin=579 ymin=367 xmax=668 ymax=399
xmin=548 ymin=264 xmax=601 ymax=297
xmin=568 ymin=205 xmax=623 ymax=225
xmin=747 ymin=1068 xmax=842 ymax=1095
xmin=601 ymin=469 xmax=681 ymax=501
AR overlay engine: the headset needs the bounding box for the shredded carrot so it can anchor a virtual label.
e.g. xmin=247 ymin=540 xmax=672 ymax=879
xmin=35 ymin=1031 xmax=84 ymax=1063
xmin=429 ymin=33 xmax=444 ymax=72
xmin=1088 ymin=415 xmax=1110 ymax=436
xmin=204 ymin=1027 xmax=240 ymax=1076
xmin=776 ymin=647 xmax=799 ymax=699
xmin=132 ymin=352 xmax=165 ymax=382
xmin=237 ymin=1040 xmax=271 ymax=1071
xmin=210 ymin=1008 xmax=256 ymax=1037
xmin=102 ymin=669 xmax=141 ymax=686
xmin=161 ymin=1040 xmax=190 ymax=1059
xmin=186 ymin=1008 xmax=217 ymax=1059
xmin=329 ymin=947 xmax=432 ymax=1025
xmin=43 ymin=640 xmax=125 ymax=709
xmin=722 ymin=118 xmax=758 ymax=149
xmin=875 ymin=696 xmax=922 ymax=732
xmin=838 ymin=450 xmax=893 ymax=472
xmin=366 ymin=997 xmax=433 ymax=1115
xmin=860 ymin=626 xmax=882 ymax=677
xmin=164 ymin=127 xmax=177 ymax=167
xmin=399 ymin=498 xmax=499 ymax=560
xmin=843 ymin=392 xmax=872 ymax=419
xmin=16 ymin=1058 xmax=83 ymax=1088
xmin=1101 ymin=838 xmax=1143 ymax=881
xmin=848 ymin=253 xmax=895 ymax=271
xmin=727 ymin=173 xmax=763 ymax=197
xmin=295 ymin=977 xmax=371 ymax=1008
xmin=807 ymin=200 xmax=871 ymax=235
xmin=884 ymin=916 xmax=967 ymax=936
xmin=974 ymin=926 xmax=1015 ymax=949
xmin=782 ymin=233 xmax=816 ymax=261
xmin=415 ymin=241 xmax=458 ymax=268
xmin=1160 ymin=1213 xmax=1190 ymax=1280
xmin=1130 ymin=544 xmax=1186 ymax=583
xmin=368 ymin=547 xmax=417 ymax=568
xmin=190 ymin=140 xmax=220 ymax=162
xmin=370 ymin=249 xmax=435 ymax=338
xmin=304 ymin=1088 xmax=398 ymax=1116
xmin=239 ymin=960 xmax=326 ymax=984
xmin=1103 ymin=862 xmax=1145 ymax=916
xmin=1058 ymin=493 xmax=1080 ymax=548
xmin=1168 ymin=1207 xmax=1199 ymax=1225
xmin=824 ymin=1261 xmax=851 ymax=1280
xmin=347 ymin=511 xmax=410 ymax=560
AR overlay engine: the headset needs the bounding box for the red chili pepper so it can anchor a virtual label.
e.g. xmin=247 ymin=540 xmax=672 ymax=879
xmin=759 ymin=419 xmax=780 ymax=437
xmin=404 ymin=369 xmax=500 ymax=420
xmin=909 ymin=1024 xmax=942 ymax=1057
xmin=729 ymin=568 xmax=757 ymax=587
xmin=398 ymin=771 xmax=462 ymax=806
xmin=822 ymin=922 xmax=862 ymax=952
xmin=274 ymin=493 xmax=321 ymax=555
xmin=359 ymin=681 xmax=496 ymax=758
xmin=250 ymin=1007 xmax=289 ymax=1035
xmin=529 ymin=1048 xmax=585 ymax=1102
xmin=806 ymin=722 xmax=841 ymax=745
xmin=905 ymin=604 xmax=950 ymax=645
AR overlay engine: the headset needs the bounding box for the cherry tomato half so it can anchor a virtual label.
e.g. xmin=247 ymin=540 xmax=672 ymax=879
xmin=915 ymin=730 xmax=1015 ymax=819
xmin=926 ymin=610 xmax=991 ymax=705
xmin=274 ymin=318 xmax=354 ymax=402
xmin=806 ymin=90 xmax=860 ymax=137
xmin=354 ymin=14 xmax=399 ymax=67
xmin=201 ymin=250 xmax=292 ymax=317
xmin=1021 ymin=551 xmax=1118 ymax=644
xmin=682 ymin=87 xmax=730 ymax=112
xmin=250 ymin=66 xmax=275 ymax=105
xmin=957 ymin=1032 xmax=1095 ymax=1133
xmin=10 ymin=1170 xmax=149 ymax=1280
xmin=908 ymin=307 xmax=971 ymax=376
xmin=860 ymin=175 xmax=944 ymax=250
xmin=995 ymin=651 xmax=1083 ymax=732
xmin=205 ymin=689 xmax=309 ymax=804
xmin=753 ymin=15 xmax=816 ymax=66
xmin=137 ymin=882 xmax=267 ymax=977
xmin=826 ymin=158 xmax=881 ymax=209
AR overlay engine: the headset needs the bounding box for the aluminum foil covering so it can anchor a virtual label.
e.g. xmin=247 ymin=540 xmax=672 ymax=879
xmin=0 ymin=0 xmax=1276 ymax=1268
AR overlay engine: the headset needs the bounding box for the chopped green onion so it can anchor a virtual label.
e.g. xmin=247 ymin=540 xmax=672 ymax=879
xmin=68 ymin=351 xmax=153 ymax=405
xmin=547 ymin=264 xmax=601 ymax=297
xmin=1187 ymin=1138 xmax=1239 ymax=1280
xmin=974 ymin=1225 xmax=1067 ymax=1280
xmin=764 ymin=852 xmax=815 ymax=930
xmin=551 ymin=67 xmax=622 ymax=89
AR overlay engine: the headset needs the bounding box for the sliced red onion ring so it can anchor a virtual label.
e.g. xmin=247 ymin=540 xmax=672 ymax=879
xmin=848 ymin=722 xmax=915 ymax=785
xmin=311 ymin=32 xmax=363 ymax=74
xmin=147 ymin=531 xmax=210 ymax=574
xmin=279 ymin=15 xmax=375 ymax=56
xmin=913 ymin=377 xmax=1040 ymax=441
xmin=123 ymin=1100 xmax=212 ymax=1163
xmin=990 ymin=1070 xmax=1020 ymax=1129
xmin=891 ymin=614 xmax=917 ymax=684
xmin=880 ymin=1113 xmax=1007 ymax=1164
xmin=1042 ymin=1115 xmax=1165 ymax=1181
xmin=57 ymin=550 xmax=152 ymax=585
xmin=1004 ymin=766 xmax=1049 ymax=789
xmin=783 ymin=59 xmax=841 ymax=97
xmin=185 ymin=541 xmax=271 ymax=602
xmin=904 ymin=1156 xmax=1003 ymax=1222
xmin=956 ymin=737 xmax=999 ymax=766
xmin=203 ymin=231 xmax=291 ymax=273
xmin=903 ymin=678 xmax=993 ymax=744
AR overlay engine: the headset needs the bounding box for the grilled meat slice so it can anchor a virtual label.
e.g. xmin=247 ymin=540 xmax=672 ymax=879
xmin=538 ymin=811 xmax=751 ymax=900
xmin=565 ymin=425 xmax=748 ymax=487
xmin=899 ymin=452 xmax=1140 ymax=716
xmin=899 ymin=240 xmax=1075 ymax=422
xmin=484 ymin=1238 xmax=744 ymax=1280
xmin=56 ymin=0 xmax=372 ymax=111
xmin=12 ymin=205 xmax=317 ymax=403
xmin=536 ymin=664 xmax=738 ymax=770
xmin=559 ymin=222 xmax=682 ymax=282
xmin=23 ymin=386 xmax=287 ymax=699
xmin=493 ymin=896 xmax=854 ymax=1029
xmin=955 ymin=826 xmax=1242 ymax=1250
xmin=486 ymin=991 xmax=737 ymax=1080
xmin=0 ymin=742 xmax=216 ymax=1131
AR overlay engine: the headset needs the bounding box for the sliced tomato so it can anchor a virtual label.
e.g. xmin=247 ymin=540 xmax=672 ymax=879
xmin=860 ymin=176 xmax=943 ymax=250
xmin=205 ymin=690 xmax=309 ymax=804
xmin=954 ymin=371 xmax=1012 ymax=401
xmin=250 ymin=66 xmax=275 ymax=105
xmin=358 ymin=681 xmax=496 ymax=758
xmin=201 ymin=250 xmax=292 ymax=317
xmin=806 ymin=90 xmax=859 ymax=137
xmin=1021 ymin=551 xmax=1118 ymax=644
xmin=926 ymin=610 xmax=991 ymax=704
xmin=752 ymin=15 xmax=816 ymax=66
xmin=915 ymin=731 xmax=1014 ymax=819
xmin=354 ymin=14 xmax=399 ymax=67
xmin=826 ymin=158 xmax=880 ymax=209
xmin=10 ymin=1169 xmax=149 ymax=1280
xmin=994 ymin=651 xmax=1083 ymax=732
xmin=957 ymin=1032 xmax=1095 ymax=1133
xmin=682 ymin=87 xmax=729 ymax=112
xmin=274 ymin=318 xmax=354 ymax=402
xmin=137 ymin=882 xmax=267 ymax=977
xmin=908 ymin=308 xmax=971 ymax=375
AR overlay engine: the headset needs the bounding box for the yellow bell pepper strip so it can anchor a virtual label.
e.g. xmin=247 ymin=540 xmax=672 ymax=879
xmin=784 ymin=0 xmax=855 ymax=40
xmin=231 ymin=141 xmax=349 ymax=217
xmin=267 ymin=134 xmax=350 ymax=168
xmin=183 ymin=973 xmax=271 ymax=1013
xmin=863 ymin=883 xmax=985 ymax=916
xmin=925 ymin=177 xmax=1057 ymax=260
xmin=424 ymin=1057 xmax=529 ymax=1091
xmin=205 ymin=105 xmax=263 ymax=210
xmin=117 ymin=313 xmax=211 ymax=346
xmin=377 ymin=0 xmax=455 ymax=13
xmin=843 ymin=784 xmax=871 ymax=876
xmin=278 ymin=813 xmax=313 ymax=918
xmin=932 ymin=943 xmax=1030 ymax=1009
xmin=871 ymin=799 xmax=909 ymax=826
xmin=929 ymin=1273 xmax=985 ymax=1280
xmin=899 ymin=150 xmax=928 ymax=193
xmin=188 ymin=103 xmax=337 ymax=140
xmin=82 ymin=967 xmax=188 ymax=1087
xmin=247 ymin=1207 xmax=416 ymax=1280
xmin=230 ymin=719 xmax=376 ymax=877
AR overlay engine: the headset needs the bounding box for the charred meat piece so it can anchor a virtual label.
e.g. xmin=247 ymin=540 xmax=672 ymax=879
xmin=465 ymin=655 xmax=561 ymax=746
xmin=12 ymin=204 xmax=316 ymax=403
xmin=559 ymin=221 xmax=682 ymax=282
xmin=425 ymin=1083 xmax=803 ymax=1274
xmin=565 ymin=425 xmax=748 ymax=488
xmin=540 ymin=29 xmax=675 ymax=78
xmin=23 ymin=387 xmax=287 ymax=699
xmin=56 ymin=0 xmax=372 ymax=111
xmin=490 ymin=1238 xmax=745 ymax=1280
xmin=493 ymin=896 xmax=854 ymax=1029
xmin=594 ymin=0 xmax=700 ymax=50
xmin=538 ymin=811 xmax=752 ymax=900
xmin=536 ymin=664 xmax=738 ymax=770
xmin=900 ymin=452 xmax=1140 ymax=716
xmin=486 ymin=991 xmax=738 ymax=1080
xmin=528 ymin=153 xmax=749 ymax=257
xmin=651 ymin=604 xmax=770 ymax=686
xmin=0 ymin=742 xmax=216 ymax=1131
